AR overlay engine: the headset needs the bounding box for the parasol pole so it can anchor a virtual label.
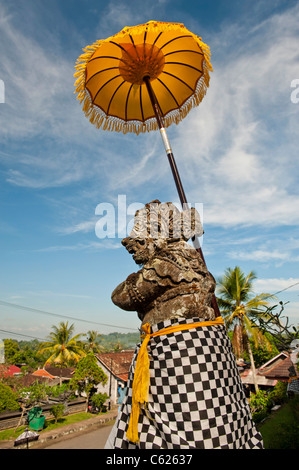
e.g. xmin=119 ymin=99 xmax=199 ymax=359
xmin=143 ymin=76 xmax=188 ymax=209
xmin=143 ymin=76 xmax=220 ymax=317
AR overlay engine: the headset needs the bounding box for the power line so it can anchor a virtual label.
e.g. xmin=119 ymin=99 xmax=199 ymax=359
xmin=0 ymin=329 xmax=46 ymax=342
xmin=271 ymin=281 xmax=299 ymax=297
xmin=0 ymin=299 xmax=137 ymax=332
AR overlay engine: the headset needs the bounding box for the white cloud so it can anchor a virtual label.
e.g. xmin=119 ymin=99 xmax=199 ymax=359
xmin=173 ymin=3 xmax=299 ymax=228
xmin=35 ymin=240 xmax=121 ymax=252
xmin=230 ymin=249 xmax=290 ymax=263
xmin=1 ymin=2 xmax=299 ymax=230
xmin=254 ymin=278 xmax=299 ymax=293
xmin=0 ymin=7 xmax=72 ymax=139
xmin=23 ymin=290 xmax=94 ymax=300
xmin=61 ymin=220 xmax=96 ymax=235
xmin=95 ymin=0 xmax=171 ymax=37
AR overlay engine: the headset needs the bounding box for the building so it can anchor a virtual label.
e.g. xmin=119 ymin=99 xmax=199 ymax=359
xmin=31 ymin=368 xmax=56 ymax=382
xmin=258 ymin=352 xmax=297 ymax=382
xmin=95 ymin=351 xmax=134 ymax=406
xmin=44 ymin=365 xmax=74 ymax=385
xmin=26 ymin=365 xmax=75 ymax=386
xmin=240 ymin=351 xmax=299 ymax=393
xmin=0 ymin=364 xmax=22 ymax=377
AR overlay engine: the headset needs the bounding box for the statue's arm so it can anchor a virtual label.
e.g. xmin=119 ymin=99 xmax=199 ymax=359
xmin=111 ymin=271 xmax=161 ymax=311
xmin=111 ymin=276 xmax=137 ymax=311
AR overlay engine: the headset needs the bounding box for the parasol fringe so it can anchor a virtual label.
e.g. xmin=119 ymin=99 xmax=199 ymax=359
xmin=74 ymin=21 xmax=213 ymax=135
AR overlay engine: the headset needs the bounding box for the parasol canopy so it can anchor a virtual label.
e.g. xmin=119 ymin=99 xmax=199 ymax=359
xmin=74 ymin=20 xmax=212 ymax=135
xmin=14 ymin=428 xmax=39 ymax=448
xmin=74 ymin=20 xmax=219 ymax=316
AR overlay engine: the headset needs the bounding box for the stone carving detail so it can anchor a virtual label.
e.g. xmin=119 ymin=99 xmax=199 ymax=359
xmin=111 ymin=200 xmax=216 ymax=326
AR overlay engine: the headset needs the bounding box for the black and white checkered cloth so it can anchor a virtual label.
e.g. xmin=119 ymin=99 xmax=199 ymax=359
xmin=106 ymin=317 xmax=263 ymax=449
xmin=288 ymin=378 xmax=299 ymax=394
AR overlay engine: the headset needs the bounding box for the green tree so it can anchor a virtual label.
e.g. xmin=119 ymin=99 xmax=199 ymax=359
xmin=246 ymin=332 xmax=279 ymax=368
xmin=216 ymin=266 xmax=274 ymax=393
xmin=251 ymin=301 xmax=299 ymax=350
xmin=268 ymin=381 xmax=288 ymax=406
xmin=70 ymin=353 xmax=108 ymax=412
xmin=3 ymin=338 xmax=42 ymax=368
xmin=38 ymin=322 xmax=86 ymax=369
xmin=16 ymin=381 xmax=47 ymax=430
xmin=3 ymin=339 xmax=21 ymax=364
xmin=113 ymin=340 xmax=124 ymax=352
xmin=49 ymin=403 xmax=65 ymax=424
xmin=90 ymin=392 xmax=109 ymax=412
xmin=84 ymin=330 xmax=103 ymax=354
xmin=0 ymin=383 xmax=20 ymax=412
xmin=249 ymin=389 xmax=271 ymax=423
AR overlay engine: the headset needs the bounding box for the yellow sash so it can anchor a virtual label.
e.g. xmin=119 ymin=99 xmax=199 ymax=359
xmin=126 ymin=316 xmax=224 ymax=443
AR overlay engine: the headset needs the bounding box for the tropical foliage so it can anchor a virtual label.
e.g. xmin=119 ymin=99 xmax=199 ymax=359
xmin=3 ymin=339 xmax=41 ymax=369
xmin=37 ymin=322 xmax=86 ymax=367
xmin=250 ymin=301 xmax=299 ymax=350
xmin=16 ymin=381 xmax=48 ymax=430
xmin=2 ymin=331 xmax=139 ymax=368
xmin=49 ymin=403 xmax=66 ymax=424
xmin=84 ymin=330 xmax=103 ymax=354
xmin=216 ymin=266 xmax=274 ymax=392
xmin=70 ymin=353 xmax=108 ymax=412
xmin=0 ymin=383 xmax=19 ymax=412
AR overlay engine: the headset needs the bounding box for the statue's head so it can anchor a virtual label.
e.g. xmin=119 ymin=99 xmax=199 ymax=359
xmin=121 ymin=200 xmax=203 ymax=265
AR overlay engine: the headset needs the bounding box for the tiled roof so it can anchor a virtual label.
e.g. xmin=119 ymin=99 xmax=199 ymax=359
xmin=259 ymin=355 xmax=298 ymax=379
xmin=117 ymin=373 xmax=129 ymax=382
xmin=240 ymin=368 xmax=277 ymax=386
xmin=0 ymin=364 xmax=22 ymax=377
xmin=96 ymin=351 xmax=134 ymax=381
xmin=240 ymin=351 xmax=299 ymax=386
xmin=19 ymin=374 xmax=49 ymax=387
xmin=32 ymin=369 xmax=56 ymax=379
xmin=44 ymin=365 xmax=75 ymax=379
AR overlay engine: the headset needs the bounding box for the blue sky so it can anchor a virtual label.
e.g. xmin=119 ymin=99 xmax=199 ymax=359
xmin=0 ymin=0 xmax=299 ymax=342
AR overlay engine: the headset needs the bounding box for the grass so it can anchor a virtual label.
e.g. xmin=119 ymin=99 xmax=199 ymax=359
xmin=259 ymin=396 xmax=299 ymax=449
xmin=43 ymin=411 xmax=95 ymax=432
xmin=0 ymin=412 xmax=95 ymax=442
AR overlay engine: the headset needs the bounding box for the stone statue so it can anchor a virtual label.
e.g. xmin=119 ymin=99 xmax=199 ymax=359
xmin=106 ymin=200 xmax=264 ymax=449
xmin=111 ymin=200 xmax=216 ymax=326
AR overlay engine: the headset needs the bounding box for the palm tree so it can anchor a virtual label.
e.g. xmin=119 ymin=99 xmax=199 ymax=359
xmin=84 ymin=330 xmax=103 ymax=354
xmin=216 ymin=266 xmax=274 ymax=393
xmin=38 ymin=322 xmax=86 ymax=370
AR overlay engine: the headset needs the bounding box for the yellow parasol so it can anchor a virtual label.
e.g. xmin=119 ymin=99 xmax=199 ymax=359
xmin=74 ymin=20 xmax=219 ymax=316
xmin=74 ymin=21 xmax=212 ymax=133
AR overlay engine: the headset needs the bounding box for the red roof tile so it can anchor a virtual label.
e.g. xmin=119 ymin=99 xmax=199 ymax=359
xmin=44 ymin=365 xmax=74 ymax=379
xmin=32 ymin=369 xmax=56 ymax=379
xmin=0 ymin=364 xmax=21 ymax=377
xmin=259 ymin=355 xmax=298 ymax=379
xmin=96 ymin=351 xmax=134 ymax=381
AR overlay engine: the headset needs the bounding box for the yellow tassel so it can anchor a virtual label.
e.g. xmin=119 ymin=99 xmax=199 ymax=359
xmin=126 ymin=323 xmax=151 ymax=444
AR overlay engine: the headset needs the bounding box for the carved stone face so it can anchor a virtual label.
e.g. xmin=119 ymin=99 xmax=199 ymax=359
xmin=113 ymin=200 xmax=216 ymax=326
xmin=122 ymin=236 xmax=155 ymax=266
xmin=122 ymin=200 xmax=203 ymax=267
